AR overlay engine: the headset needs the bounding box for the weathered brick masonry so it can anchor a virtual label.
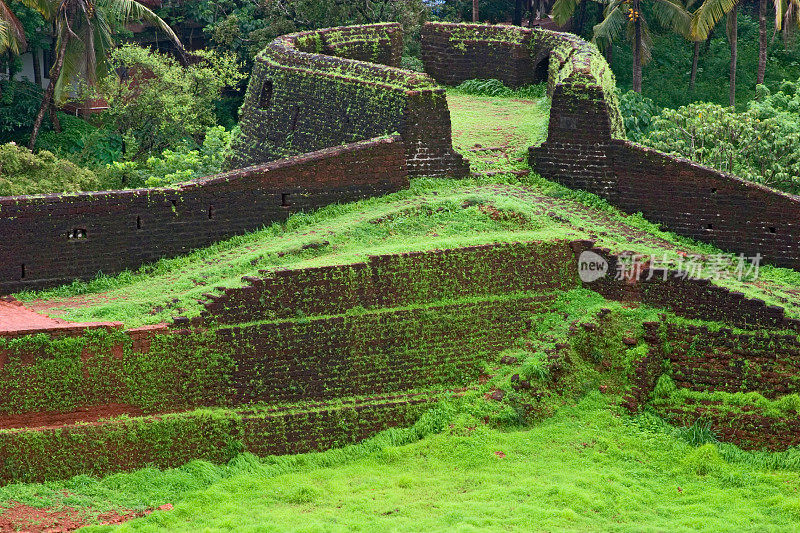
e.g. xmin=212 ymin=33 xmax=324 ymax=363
xmin=197 ymin=241 xmax=575 ymax=324
xmin=228 ymin=23 xmax=468 ymax=178
xmin=420 ymin=22 xmax=800 ymax=271
xmin=0 ymin=241 xmax=577 ymax=481
xmin=570 ymin=242 xmax=800 ymax=450
xmin=645 ymin=321 xmax=800 ymax=450
xmin=0 ymin=137 xmax=407 ymax=293
xmin=0 ymin=241 xmax=577 ymax=417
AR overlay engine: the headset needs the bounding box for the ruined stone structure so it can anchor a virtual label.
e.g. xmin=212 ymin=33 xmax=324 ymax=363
xmin=7 ymin=22 xmax=800 ymax=482
xmin=422 ymin=21 xmax=800 ymax=271
xmin=0 ymin=137 xmax=407 ymax=293
xmin=227 ymin=23 xmax=469 ymax=179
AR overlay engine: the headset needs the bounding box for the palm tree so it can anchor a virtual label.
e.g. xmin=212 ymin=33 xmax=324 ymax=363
xmin=551 ymin=0 xmax=590 ymax=35
xmin=693 ymin=0 xmax=793 ymax=105
xmin=0 ymin=1 xmax=26 ymax=54
xmin=22 ymin=0 xmax=184 ymax=148
xmin=776 ymin=0 xmax=800 ymax=47
xmin=692 ymin=0 xmax=742 ymax=105
xmin=591 ymin=0 xmax=690 ymax=92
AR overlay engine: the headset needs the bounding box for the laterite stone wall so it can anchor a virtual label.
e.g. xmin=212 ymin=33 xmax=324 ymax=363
xmin=0 ymin=137 xmax=407 ymax=293
xmin=659 ymin=324 xmax=800 ymax=398
xmin=0 ymin=395 xmax=435 ymax=483
xmin=573 ymin=242 xmax=800 ymax=332
xmin=0 ymin=241 xmax=578 ymax=417
xmin=228 ymin=23 xmax=468 ymax=178
xmin=198 ymin=241 xmax=576 ymax=325
xmin=0 ymin=240 xmax=579 ymax=482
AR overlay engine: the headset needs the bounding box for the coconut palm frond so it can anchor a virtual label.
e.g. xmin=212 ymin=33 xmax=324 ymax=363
xmin=0 ymin=0 xmax=26 ymax=53
xmin=551 ymin=0 xmax=582 ymax=25
xmin=593 ymin=1 xmax=628 ymax=44
xmin=98 ymin=0 xmax=182 ymax=50
xmin=652 ymin=0 xmax=692 ymax=37
xmin=691 ymin=0 xmax=738 ymax=39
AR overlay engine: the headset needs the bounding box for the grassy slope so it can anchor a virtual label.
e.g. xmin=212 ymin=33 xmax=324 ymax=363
xmin=20 ymin=91 xmax=800 ymax=327
xmin=3 ymin=394 xmax=800 ymax=531
xmin=5 ymin=91 xmax=800 ymax=530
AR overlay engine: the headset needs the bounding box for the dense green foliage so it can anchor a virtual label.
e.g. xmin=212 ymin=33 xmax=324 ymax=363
xmin=0 ymin=142 xmax=100 ymax=195
xmin=0 ymin=80 xmax=45 ymax=141
xmin=621 ymin=78 xmax=800 ymax=194
xmin=96 ymin=45 xmax=243 ymax=158
xmin=610 ymin=14 xmax=800 ymax=109
xmin=617 ymin=89 xmax=661 ymax=142
xmin=100 ymin=126 xmax=233 ymax=189
xmin=453 ymin=79 xmax=547 ymax=99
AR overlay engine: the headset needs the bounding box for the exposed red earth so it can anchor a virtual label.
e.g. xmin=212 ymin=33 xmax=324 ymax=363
xmin=0 ymin=298 xmax=121 ymax=338
xmin=0 ymin=502 xmax=146 ymax=532
xmin=0 ymin=404 xmax=145 ymax=431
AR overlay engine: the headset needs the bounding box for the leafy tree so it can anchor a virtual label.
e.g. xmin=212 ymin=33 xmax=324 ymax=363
xmin=99 ymin=125 xmax=232 ymax=189
xmin=21 ymin=0 xmax=184 ymax=149
xmin=595 ymin=0 xmax=690 ymax=92
xmin=95 ymin=44 xmax=243 ymax=158
xmin=691 ymin=0 xmax=792 ymax=105
xmin=641 ymin=82 xmax=800 ymax=193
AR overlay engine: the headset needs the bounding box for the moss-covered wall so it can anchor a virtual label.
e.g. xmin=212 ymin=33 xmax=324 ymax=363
xmin=0 ymin=240 xmax=581 ymax=483
xmin=227 ymin=23 xmax=469 ymax=178
xmin=0 ymin=137 xmax=408 ymax=294
xmin=0 ymin=394 xmax=435 ymax=483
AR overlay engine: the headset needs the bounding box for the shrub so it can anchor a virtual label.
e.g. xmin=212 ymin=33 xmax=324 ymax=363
xmin=96 ymin=45 xmax=244 ymax=158
xmin=618 ymin=90 xmax=661 ymax=142
xmin=99 ymin=126 xmax=233 ymax=189
xmin=642 ymin=94 xmax=800 ymax=194
xmin=0 ymin=143 xmax=101 ymax=196
xmin=0 ymin=80 xmax=46 ymax=142
xmin=35 ymin=114 xmax=123 ymax=167
xmin=454 ymin=79 xmax=547 ymax=99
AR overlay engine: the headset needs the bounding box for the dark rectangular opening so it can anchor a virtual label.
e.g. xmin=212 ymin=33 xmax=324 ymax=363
xmin=20 ymin=263 xmax=25 ymax=279
xmin=281 ymin=193 xmax=291 ymax=208
xmin=706 ymin=223 xmax=713 ymax=230
xmin=136 ymin=215 xmax=142 ymax=229
xmin=769 ymin=226 xmax=776 ymax=234
xmin=69 ymin=228 xmax=87 ymax=239
xmin=259 ymin=79 xmax=273 ymax=109
xmin=208 ymin=204 xmax=215 ymax=219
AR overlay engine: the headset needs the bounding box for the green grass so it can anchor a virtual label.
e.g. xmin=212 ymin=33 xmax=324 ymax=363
xmin=5 ymin=394 xmax=800 ymax=531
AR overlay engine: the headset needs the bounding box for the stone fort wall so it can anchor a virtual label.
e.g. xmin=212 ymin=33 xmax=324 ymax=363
xmin=419 ymin=21 xmax=800 ymax=271
xmin=227 ymin=23 xmax=469 ymax=178
xmin=0 ymin=137 xmax=407 ymax=293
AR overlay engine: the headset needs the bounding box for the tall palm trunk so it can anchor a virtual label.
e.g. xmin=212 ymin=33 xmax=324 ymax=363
xmin=29 ymin=36 xmax=67 ymax=149
xmin=758 ymin=0 xmax=767 ymax=84
xmin=690 ymin=41 xmax=700 ymax=90
xmin=472 ymin=0 xmax=479 ymax=21
xmin=31 ymin=48 xmax=42 ymax=86
xmin=632 ymin=0 xmax=643 ymax=92
xmin=727 ymin=7 xmax=737 ymax=106
xmin=513 ymin=0 xmax=523 ymax=25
